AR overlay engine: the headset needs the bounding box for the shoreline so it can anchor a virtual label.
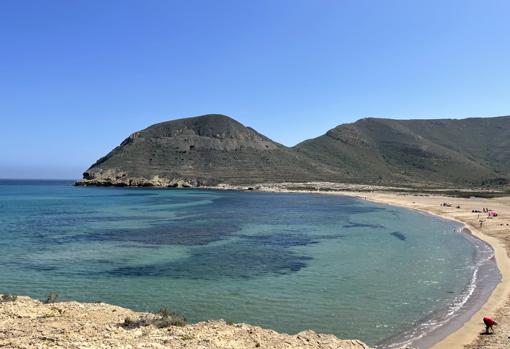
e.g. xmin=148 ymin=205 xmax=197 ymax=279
xmin=212 ymin=185 xmax=510 ymax=348
xmin=3 ymin=182 xmax=510 ymax=348
xmin=376 ymin=228 xmax=499 ymax=349
xmin=72 ymin=184 xmax=510 ymax=348
xmin=335 ymin=191 xmax=510 ymax=349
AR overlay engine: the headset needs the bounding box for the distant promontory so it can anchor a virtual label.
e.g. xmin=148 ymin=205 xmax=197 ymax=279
xmin=77 ymin=114 xmax=510 ymax=188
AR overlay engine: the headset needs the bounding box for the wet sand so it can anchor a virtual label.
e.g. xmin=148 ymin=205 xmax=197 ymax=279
xmin=339 ymin=192 xmax=510 ymax=349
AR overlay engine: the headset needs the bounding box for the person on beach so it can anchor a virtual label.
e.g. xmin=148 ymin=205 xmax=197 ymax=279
xmin=483 ymin=316 xmax=497 ymax=334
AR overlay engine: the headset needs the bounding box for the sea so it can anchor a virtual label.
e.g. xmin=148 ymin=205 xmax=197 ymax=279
xmin=0 ymin=180 xmax=499 ymax=347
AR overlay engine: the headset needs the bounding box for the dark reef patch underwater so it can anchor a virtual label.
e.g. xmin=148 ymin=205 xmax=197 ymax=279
xmin=0 ymin=180 xmax=495 ymax=347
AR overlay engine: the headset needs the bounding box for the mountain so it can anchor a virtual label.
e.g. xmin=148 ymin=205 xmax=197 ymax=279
xmin=77 ymin=114 xmax=331 ymax=187
xmin=77 ymin=114 xmax=510 ymax=188
xmin=294 ymin=116 xmax=510 ymax=187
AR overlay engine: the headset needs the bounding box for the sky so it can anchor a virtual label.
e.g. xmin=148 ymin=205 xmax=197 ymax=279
xmin=1 ymin=0 xmax=510 ymax=179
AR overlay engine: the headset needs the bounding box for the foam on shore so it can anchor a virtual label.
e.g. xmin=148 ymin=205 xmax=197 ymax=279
xmin=336 ymin=191 xmax=510 ymax=349
xmin=376 ymin=227 xmax=500 ymax=348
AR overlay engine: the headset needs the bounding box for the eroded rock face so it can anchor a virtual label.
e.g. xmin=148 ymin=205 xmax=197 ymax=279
xmin=78 ymin=170 xmax=195 ymax=188
xmin=0 ymin=295 xmax=372 ymax=349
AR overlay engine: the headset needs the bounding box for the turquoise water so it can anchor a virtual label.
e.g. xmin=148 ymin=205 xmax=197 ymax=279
xmin=0 ymin=180 xmax=493 ymax=346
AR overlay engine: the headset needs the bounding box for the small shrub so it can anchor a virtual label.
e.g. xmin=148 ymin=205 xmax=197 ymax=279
xmin=124 ymin=317 xmax=135 ymax=326
xmin=153 ymin=307 xmax=186 ymax=328
xmin=157 ymin=307 xmax=172 ymax=318
xmin=153 ymin=315 xmax=186 ymax=328
xmin=44 ymin=292 xmax=59 ymax=304
xmin=122 ymin=316 xmax=148 ymax=328
xmin=1 ymin=294 xmax=17 ymax=302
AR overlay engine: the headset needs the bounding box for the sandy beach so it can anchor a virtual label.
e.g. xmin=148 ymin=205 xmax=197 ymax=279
xmin=338 ymin=191 xmax=510 ymax=349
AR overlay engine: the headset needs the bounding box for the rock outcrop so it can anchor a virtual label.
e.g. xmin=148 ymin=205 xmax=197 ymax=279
xmin=0 ymin=295 xmax=371 ymax=349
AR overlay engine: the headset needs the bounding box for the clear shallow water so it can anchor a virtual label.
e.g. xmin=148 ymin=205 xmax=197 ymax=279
xmin=0 ymin=180 xmax=493 ymax=346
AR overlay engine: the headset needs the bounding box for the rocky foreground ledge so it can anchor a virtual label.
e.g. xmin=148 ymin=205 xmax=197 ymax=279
xmin=0 ymin=295 xmax=371 ymax=349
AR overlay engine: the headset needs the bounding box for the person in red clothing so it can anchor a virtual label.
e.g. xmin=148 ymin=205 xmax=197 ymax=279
xmin=483 ymin=316 xmax=497 ymax=334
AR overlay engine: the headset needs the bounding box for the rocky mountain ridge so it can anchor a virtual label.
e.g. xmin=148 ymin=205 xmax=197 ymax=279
xmin=77 ymin=114 xmax=510 ymax=188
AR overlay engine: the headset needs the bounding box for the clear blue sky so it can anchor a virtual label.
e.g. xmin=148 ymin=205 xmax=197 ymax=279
xmin=1 ymin=0 xmax=510 ymax=179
